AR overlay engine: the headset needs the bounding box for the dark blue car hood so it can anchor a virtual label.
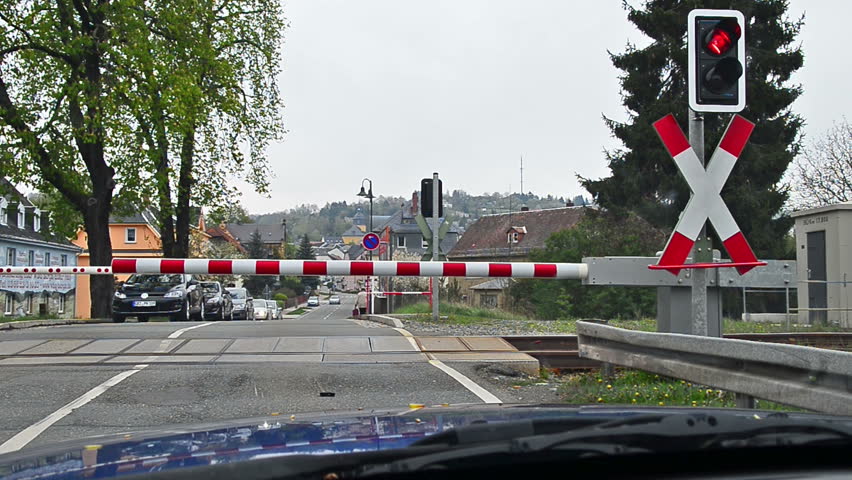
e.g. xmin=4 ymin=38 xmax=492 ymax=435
xmin=0 ymin=404 xmax=837 ymax=479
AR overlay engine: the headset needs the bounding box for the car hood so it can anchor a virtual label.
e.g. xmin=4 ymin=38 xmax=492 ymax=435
xmin=0 ymin=404 xmax=843 ymax=479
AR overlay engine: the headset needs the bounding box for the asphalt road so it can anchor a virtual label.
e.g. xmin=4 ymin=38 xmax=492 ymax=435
xmin=0 ymin=294 xmax=516 ymax=454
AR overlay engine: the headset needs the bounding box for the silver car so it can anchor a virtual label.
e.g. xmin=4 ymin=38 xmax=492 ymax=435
xmin=253 ymin=302 xmax=268 ymax=320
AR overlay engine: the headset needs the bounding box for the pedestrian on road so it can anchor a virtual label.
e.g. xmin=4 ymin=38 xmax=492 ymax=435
xmin=355 ymin=290 xmax=367 ymax=316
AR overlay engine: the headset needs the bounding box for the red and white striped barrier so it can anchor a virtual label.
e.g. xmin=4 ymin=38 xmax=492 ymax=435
xmin=0 ymin=259 xmax=588 ymax=279
xmin=652 ymin=114 xmax=763 ymax=275
xmin=372 ymin=291 xmax=432 ymax=296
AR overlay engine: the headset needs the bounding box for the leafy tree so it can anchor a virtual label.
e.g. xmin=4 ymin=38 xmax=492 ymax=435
xmin=0 ymin=1 xmax=144 ymax=317
xmin=788 ymin=119 xmax=851 ymax=209
xmin=510 ymin=210 xmax=666 ymax=320
xmin=121 ymin=0 xmax=285 ymax=258
xmin=207 ymin=203 xmax=252 ymax=226
xmin=580 ymin=0 xmax=804 ymax=259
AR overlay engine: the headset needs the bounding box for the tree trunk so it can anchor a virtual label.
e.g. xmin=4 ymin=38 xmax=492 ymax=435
xmin=174 ymin=127 xmax=196 ymax=258
xmin=84 ymin=193 xmax=114 ymax=319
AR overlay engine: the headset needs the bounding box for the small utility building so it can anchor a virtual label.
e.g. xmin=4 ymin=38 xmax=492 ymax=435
xmin=792 ymin=202 xmax=852 ymax=327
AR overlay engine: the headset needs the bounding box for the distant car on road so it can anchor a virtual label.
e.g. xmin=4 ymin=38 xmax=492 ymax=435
xmin=265 ymin=299 xmax=280 ymax=319
xmin=253 ymin=301 xmax=268 ymax=320
xmin=329 ymin=295 xmax=341 ymax=305
xmin=200 ymin=282 xmax=234 ymax=321
xmin=307 ymin=296 xmax=320 ymax=307
xmin=225 ymin=287 xmax=253 ymax=320
xmin=113 ymin=274 xmax=203 ymax=323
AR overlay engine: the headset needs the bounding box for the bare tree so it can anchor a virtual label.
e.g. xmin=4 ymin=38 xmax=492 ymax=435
xmin=789 ymin=119 xmax=852 ymax=209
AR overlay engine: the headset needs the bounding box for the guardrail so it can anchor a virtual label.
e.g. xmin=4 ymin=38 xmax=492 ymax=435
xmin=575 ymin=321 xmax=852 ymax=415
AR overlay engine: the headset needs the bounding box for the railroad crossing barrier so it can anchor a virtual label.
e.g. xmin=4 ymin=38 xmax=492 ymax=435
xmin=576 ymin=321 xmax=852 ymax=415
xmin=0 ymin=259 xmax=588 ymax=279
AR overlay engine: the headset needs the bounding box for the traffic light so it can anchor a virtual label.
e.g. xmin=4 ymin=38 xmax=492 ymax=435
xmin=420 ymin=178 xmax=443 ymax=218
xmin=688 ymin=9 xmax=745 ymax=113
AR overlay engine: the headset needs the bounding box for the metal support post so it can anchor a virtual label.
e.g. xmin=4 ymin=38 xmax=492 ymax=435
xmin=735 ymin=392 xmax=756 ymax=409
xmin=432 ymin=172 xmax=440 ymax=323
xmin=689 ymin=109 xmax=712 ymax=336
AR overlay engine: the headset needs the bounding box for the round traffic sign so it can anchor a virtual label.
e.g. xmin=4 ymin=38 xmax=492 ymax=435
xmin=362 ymin=233 xmax=380 ymax=251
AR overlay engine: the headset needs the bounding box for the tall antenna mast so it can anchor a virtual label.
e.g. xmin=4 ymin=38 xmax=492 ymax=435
xmin=520 ymin=155 xmax=524 ymax=196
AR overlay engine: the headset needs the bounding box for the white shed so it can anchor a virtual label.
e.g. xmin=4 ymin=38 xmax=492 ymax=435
xmin=791 ymin=202 xmax=852 ymax=327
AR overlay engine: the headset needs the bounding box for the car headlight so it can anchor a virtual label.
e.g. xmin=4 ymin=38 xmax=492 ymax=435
xmin=114 ymin=291 xmax=126 ymax=299
xmin=164 ymin=291 xmax=183 ymax=298
xmin=234 ymin=304 xmax=245 ymax=310
xmin=206 ymin=296 xmax=220 ymax=304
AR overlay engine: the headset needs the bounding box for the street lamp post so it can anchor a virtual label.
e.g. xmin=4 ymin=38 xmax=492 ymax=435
xmin=357 ymin=178 xmax=374 ymax=261
xmin=357 ymin=178 xmax=374 ymax=315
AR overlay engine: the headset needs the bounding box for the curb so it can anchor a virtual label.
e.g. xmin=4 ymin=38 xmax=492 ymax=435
xmin=0 ymin=318 xmax=112 ymax=330
xmin=359 ymin=314 xmax=405 ymax=329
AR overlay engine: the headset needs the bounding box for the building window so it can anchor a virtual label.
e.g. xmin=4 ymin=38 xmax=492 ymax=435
xmin=0 ymin=199 xmax=6 ymax=226
xmin=7 ymin=248 xmax=15 ymax=266
xmin=397 ymin=236 xmax=405 ymax=248
xmin=61 ymin=254 xmax=68 ymax=266
xmin=44 ymin=252 xmax=51 ymax=266
xmin=17 ymin=210 xmax=24 ymax=228
xmin=480 ymin=294 xmax=498 ymax=308
xmin=25 ymin=294 xmax=33 ymax=314
xmin=507 ymin=232 xmax=519 ymax=244
xmin=4 ymin=295 xmax=12 ymax=315
xmin=33 ymin=210 xmax=41 ymax=231
xmin=58 ymin=294 xmax=66 ymax=314
xmin=28 ymin=250 xmax=34 ymax=266
xmin=125 ymin=227 xmax=137 ymax=243
xmin=422 ymin=238 xmax=429 ymax=248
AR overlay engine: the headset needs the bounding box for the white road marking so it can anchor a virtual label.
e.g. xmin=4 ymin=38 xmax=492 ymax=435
xmin=0 ymin=319 xmax=214 ymax=454
xmin=393 ymin=327 xmax=502 ymax=404
xmin=0 ymin=366 xmax=147 ymax=455
xmin=427 ymin=359 xmax=502 ymax=404
xmin=167 ymin=321 xmax=215 ymax=339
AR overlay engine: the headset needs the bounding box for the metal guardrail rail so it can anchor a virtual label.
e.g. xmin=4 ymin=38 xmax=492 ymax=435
xmin=574 ymin=321 xmax=852 ymax=415
xmin=502 ymin=332 xmax=852 ymax=369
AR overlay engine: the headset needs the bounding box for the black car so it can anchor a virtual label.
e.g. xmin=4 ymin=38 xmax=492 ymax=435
xmin=112 ymin=274 xmax=204 ymax=323
xmin=225 ymin=287 xmax=254 ymax=320
xmin=201 ymin=281 xmax=234 ymax=320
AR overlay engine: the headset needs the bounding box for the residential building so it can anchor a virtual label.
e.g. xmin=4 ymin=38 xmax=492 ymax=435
xmin=0 ymin=179 xmax=82 ymax=318
xmin=72 ymin=208 xmax=162 ymax=319
xmin=374 ymin=192 xmax=460 ymax=261
xmin=224 ymin=222 xmax=287 ymax=258
xmin=447 ymin=206 xmax=586 ymax=307
xmin=205 ymin=224 xmax=249 ymax=255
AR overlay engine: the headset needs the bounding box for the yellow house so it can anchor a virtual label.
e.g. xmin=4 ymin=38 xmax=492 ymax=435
xmin=72 ymin=209 xmax=162 ymax=319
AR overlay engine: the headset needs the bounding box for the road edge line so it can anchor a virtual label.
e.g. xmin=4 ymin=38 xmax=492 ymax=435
xmin=393 ymin=327 xmax=502 ymax=404
xmin=167 ymin=322 xmax=215 ymax=339
xmin=0 ymin=365 xmax=148 ymax=455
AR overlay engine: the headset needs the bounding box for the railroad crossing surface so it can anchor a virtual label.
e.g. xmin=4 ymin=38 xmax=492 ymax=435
xmin=0 ymin=296 xmax=538 ymax=453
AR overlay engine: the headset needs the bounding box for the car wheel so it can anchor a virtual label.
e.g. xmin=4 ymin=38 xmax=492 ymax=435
xmin=113 ymin=314 xmax=126 ymax=324
xmin=171 ymin=300 xmax=189 ymax=322
xmin=197 ymin=302 xmax=205 ymax=321
xmin=220 ymin=307 xmax=225 ymax=321
xmin=138 ymin=316 xmax=149 ymax=323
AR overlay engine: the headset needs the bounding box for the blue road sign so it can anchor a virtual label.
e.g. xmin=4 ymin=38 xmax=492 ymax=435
xmin=362 ymin=233 xmax=380 ymax=251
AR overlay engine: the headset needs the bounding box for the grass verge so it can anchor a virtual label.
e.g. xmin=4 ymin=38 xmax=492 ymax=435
xmin=559 ymin=369 xmax=806 ymax=412
xmin=1 ymin=315 xmax=61 ymax=324
xmin=289 ymin=308 xmax=308 ymax=316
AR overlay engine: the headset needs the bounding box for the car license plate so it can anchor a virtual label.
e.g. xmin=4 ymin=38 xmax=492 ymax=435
xmin=132 ymin=301 xmax=156 ymax=307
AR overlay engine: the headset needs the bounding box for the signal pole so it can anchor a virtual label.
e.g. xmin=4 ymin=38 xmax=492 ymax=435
xmin=432 ymin=172 xmax=440 ymax=323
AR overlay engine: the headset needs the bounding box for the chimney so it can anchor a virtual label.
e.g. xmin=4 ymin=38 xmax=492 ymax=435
xmin=410 ymin=191 xmax=418 ymax=216
xmin=7 ymin=202 xmax=19 ymax=228
xmin=40 ymin=211 xmax=51 ymax=235
xmin=520 ymin=206 xmax=529 ymax=212
xmin=566 ymin=200 xmax=574 ymax=207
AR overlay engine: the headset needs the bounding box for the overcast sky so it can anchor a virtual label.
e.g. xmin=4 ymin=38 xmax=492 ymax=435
xmin=237 ymin=0 xmax=852 ymax=214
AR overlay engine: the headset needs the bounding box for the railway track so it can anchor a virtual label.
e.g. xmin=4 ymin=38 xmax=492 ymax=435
xmin=502 ymin=332 xmax=852 ymax=369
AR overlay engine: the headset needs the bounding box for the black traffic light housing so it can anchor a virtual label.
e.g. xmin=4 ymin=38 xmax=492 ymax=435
xmin=688 ymin=10 xmax=746 ymax=113
xmin=420 ymin=178 xmax=443 ymax=218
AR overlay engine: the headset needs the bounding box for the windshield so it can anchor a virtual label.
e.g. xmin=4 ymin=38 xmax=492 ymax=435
xmin=125 ymin=274 xmax=183 ymax=285
xmin=227 ymin=289 xmax=246 ymax=299
xmin=0 ymin=1 xmax=848 ymax=475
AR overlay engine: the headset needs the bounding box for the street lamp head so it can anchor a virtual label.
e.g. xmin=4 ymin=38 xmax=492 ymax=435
xmin=357 ymin=186 xmax=368 ymax=197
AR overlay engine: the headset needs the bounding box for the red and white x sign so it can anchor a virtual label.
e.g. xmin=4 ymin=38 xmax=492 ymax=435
xmin=652 ymin=114 xmax=761 ymax=275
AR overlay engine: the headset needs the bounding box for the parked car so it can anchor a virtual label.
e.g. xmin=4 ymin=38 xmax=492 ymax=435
xmin=329 ymin=295 xmax=341 ymax=305
xmin=225 ymin=287 xmax=253 ymax=320
xmin=112 ymin=274 xmax=203 ymax=323
xmin=266 ymin=299 xmax=280 ymax=319
xmin=253 ymin=301 xmax=268 ymax=320
xmin=200 ymin=282 xmax=234 ymax=321
xmin=307 ymin=296 xmax=320 ymax=307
